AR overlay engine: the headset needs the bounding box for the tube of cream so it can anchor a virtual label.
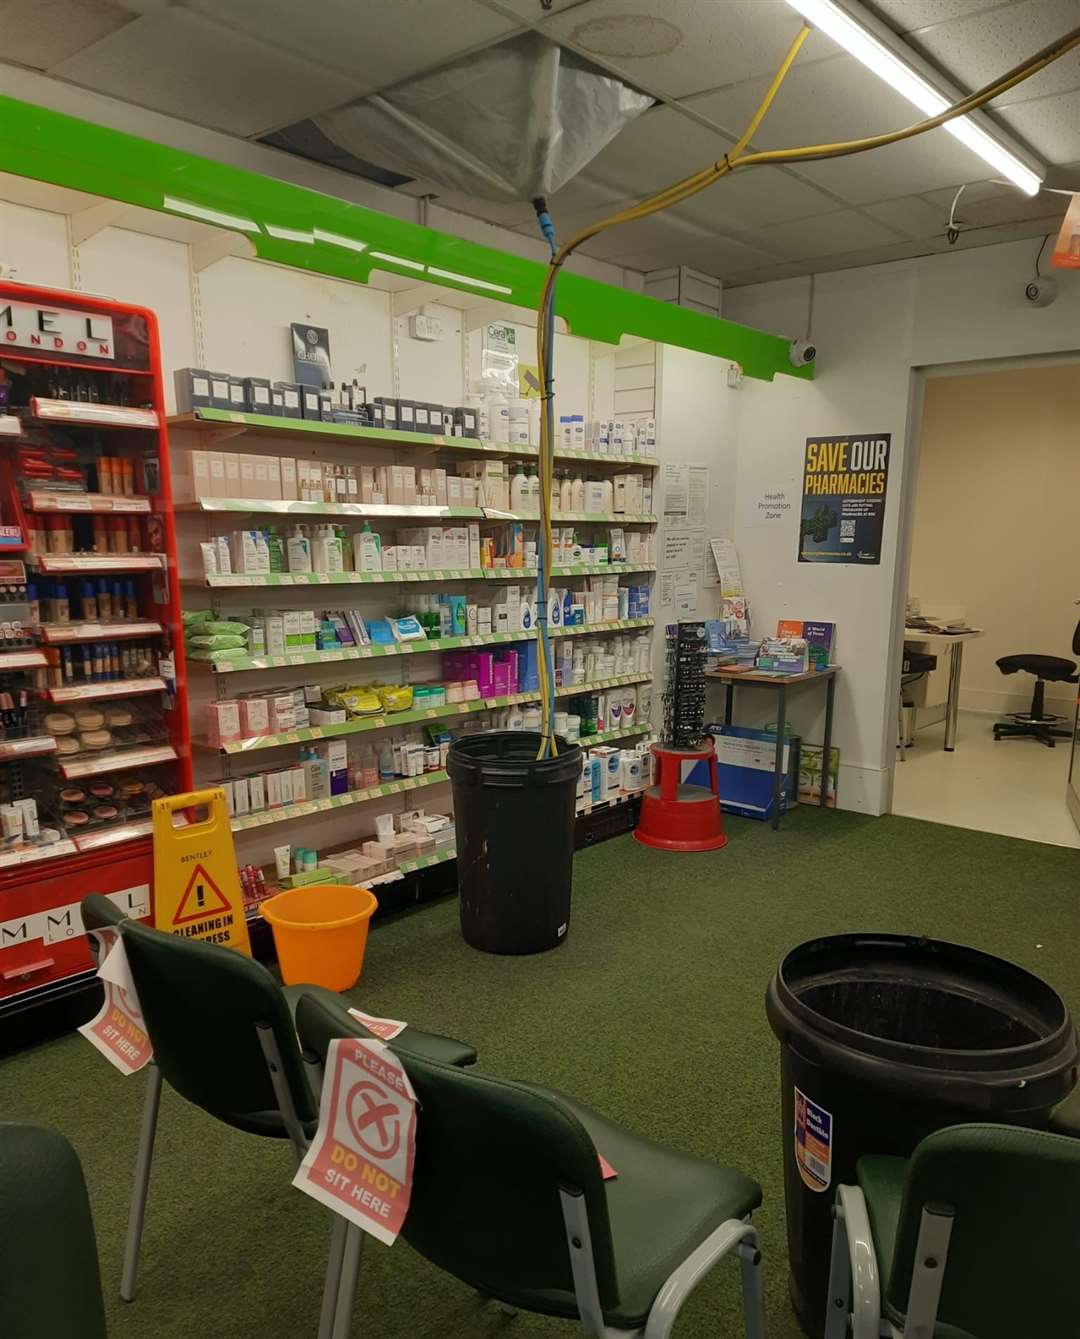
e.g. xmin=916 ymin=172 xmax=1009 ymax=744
xmin=274 ymin=844 xmax=291 ymax=881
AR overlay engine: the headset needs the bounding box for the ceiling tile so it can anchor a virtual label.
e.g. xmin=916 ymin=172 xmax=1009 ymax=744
xmin=862 ymin=193 xmax=951 ymax=237
xmin=575 ymin=103 xmax=840 ymax=231
xmin=486 ymin=0 xmax=588 ymax=18
xmin=0 ymin=0 xmax=136 ymax=69
xmin=733 ymin=208 xmax=905 ymax=261
xmin=864 ymin=0 xmax=1011 ymax=33
xmin=999 ymin=88 xmax=1080 ymax=164
xmin=184 ymin=0 xmax=520 ymax=88
xmin=538 ymin=0 xmax=835 ymax=100
xmin=588 ymin=231 xmax=779 ymax=278
xmin=671 ymin=166 xmax=844 ymax=235
xmin=910 ymin=0 xmax=1080 ymax=107
xmin=50 ymin=10 xmax=367 ymax=136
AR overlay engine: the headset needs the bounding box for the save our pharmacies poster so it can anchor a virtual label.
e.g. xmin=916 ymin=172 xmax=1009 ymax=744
xmin=798 ymin=433 xmax=891 ymax=565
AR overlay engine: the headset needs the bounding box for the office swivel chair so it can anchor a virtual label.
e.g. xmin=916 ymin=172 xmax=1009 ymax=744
xmin=993 ymin=620 xmax=1080 ymax=747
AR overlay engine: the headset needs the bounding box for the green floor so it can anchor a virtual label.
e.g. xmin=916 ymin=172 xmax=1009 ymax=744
xmin=4 ymin=808 xmax=1080 ymax=1338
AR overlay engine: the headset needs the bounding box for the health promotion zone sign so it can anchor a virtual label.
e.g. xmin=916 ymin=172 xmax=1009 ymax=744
xmin=798 ymin=433 xmax=891 ymax=565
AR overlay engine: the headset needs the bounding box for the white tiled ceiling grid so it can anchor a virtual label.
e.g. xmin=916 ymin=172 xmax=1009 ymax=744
xmin=4 ymin=0 xmax=1080 ymax=286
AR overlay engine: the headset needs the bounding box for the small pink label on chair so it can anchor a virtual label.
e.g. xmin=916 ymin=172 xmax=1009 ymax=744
xmin=77 ymin=932 xmax=154 ymax=1075
xmin=294 ymin=1036 xmax=417 ymax=1246
xmin=348 ymin=1007 xmax=408 ymax=1041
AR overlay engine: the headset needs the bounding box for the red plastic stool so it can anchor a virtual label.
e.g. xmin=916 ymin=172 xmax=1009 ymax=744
xmin=634 ymin=739 xmax=727 ymax=853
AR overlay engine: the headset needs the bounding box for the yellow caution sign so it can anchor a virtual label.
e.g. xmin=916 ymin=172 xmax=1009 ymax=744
xmin=152 ymin=788 xmax=251 ymax=954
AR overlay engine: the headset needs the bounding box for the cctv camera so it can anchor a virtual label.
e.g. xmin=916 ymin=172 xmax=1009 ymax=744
xmin=790 ymin=338 xmax=817 ymax=367
xmin=1025 ymin=277 xmax=1058 ymax=308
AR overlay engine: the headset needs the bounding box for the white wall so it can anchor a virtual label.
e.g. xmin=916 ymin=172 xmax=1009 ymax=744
xmin=724 ymin=239 xmax=1080 ymax=814
xmin=653 ymin=344 xmax=741 ymax=727
xmin=0 ymin=199 xmax=70 ymax=289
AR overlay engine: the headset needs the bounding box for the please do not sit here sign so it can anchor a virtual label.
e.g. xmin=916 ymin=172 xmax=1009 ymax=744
xmin=293 ymin=1036 xmax=417 ymax=1245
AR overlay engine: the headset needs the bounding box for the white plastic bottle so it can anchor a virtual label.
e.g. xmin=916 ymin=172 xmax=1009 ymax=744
xmin=528 ymin=397 xmax=541 ymax=445
xmin=571 ymin=473 xmax=586 ymax=513
xmin=601 ymin=477 xmax=615 ymax=513
xmin=487 ymin=393 xmax=510 ymax=444
xmin=508 ymin=399 xmax=530 ymax=445
xmin=526 ymin=465 xmax=541 ymax=514
xmin=287 ymin=525 xmax=312 ymax=573
xmin=560 ymin=470 xmax=574 ymax=512
xmin=510 ymin=465 xmax=529 ymax=513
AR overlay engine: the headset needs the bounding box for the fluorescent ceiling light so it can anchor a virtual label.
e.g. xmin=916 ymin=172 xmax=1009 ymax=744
xmin=785 ymin=0 xmax=1042 ymax=195
xmin=427 ymin=266 xmax=513 ymax=295
xmin=314 ymin=228 xmax=368 ymax=253
xmin=162 ymin=197 xmax=261 ymax=232
xmin=266 ymin=224 xmax=313 ymax=243
xmin=368 ymin=250 xmax=425 ymax=271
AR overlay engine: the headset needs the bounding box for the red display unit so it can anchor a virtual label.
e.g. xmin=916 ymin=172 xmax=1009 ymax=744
xmin=0 ymin=281 xmax=190 ymax=1033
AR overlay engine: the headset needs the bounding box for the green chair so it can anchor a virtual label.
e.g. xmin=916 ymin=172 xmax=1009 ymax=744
xmin=0 ymin=1123 xmax=107 ymax=1339
xmin=79 ymin=894 xmax=476 ymax=1337
xmin=296 ymin=990 xmax=767 ymax=1339
xmin=825 ymin=1122 xmax=1080 ymax=1338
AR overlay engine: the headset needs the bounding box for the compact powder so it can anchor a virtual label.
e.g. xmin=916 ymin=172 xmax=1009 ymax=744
xmin=55 ymin=736 xmax=80 ymax=755
xmin=62 ymin=811 xmax=88 ymax=828
xmin=79 ymin=729 xmax=112 ymax=750
xmin=74 ymin=709 xmax=105 ymax=731
xmin=106 ymin=708 xmax=133 ymax=728
xmin=44 ymin=712 xmax=76 ymax=735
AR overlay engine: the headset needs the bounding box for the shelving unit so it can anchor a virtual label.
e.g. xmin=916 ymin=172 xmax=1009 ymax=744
xmin=168 ymin=407 xmax=660 ymax=469
xmin=189 ymin=562 xmax=656 ymax=589
xmin=192 ymin=619 xmax=653 ymax=675
xmin=0 ymin=279 xmax=191 ymax=1026
xmin=200 ymin=674 xmax=653 ymax=756
xmin=169 ymin=323 xmax=660 ymax=896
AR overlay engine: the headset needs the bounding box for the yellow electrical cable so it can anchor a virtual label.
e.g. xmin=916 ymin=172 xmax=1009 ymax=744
xmin=533 ymin=25 xmax=814 ymax=758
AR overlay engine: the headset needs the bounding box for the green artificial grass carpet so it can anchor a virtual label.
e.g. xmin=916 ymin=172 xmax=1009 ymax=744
xmin=3 ymin=808 xmax=1080 ymax=1338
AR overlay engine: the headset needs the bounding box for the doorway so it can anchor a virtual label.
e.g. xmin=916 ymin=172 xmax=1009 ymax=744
xmin=891 ymin=359 xmax=1080 ymax=848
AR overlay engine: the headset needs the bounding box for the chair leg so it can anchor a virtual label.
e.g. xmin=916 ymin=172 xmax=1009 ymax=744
xmin=318 ymin=1217 xmax=348 ymax=1339
xmin=120 ymin=1062 xmax=163 ymax=1302
xmin=738 ymin=1232 xmax=767 ymax=1339
xmin=824 ymin=1212 xmax=851 ymax=1339
xmin=330 ymin=1224 xmax=365 ymax=1339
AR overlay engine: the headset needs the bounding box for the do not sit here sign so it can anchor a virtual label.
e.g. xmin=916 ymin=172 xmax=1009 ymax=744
xmin=293 ymin=1036 xmax=417 ymax=1245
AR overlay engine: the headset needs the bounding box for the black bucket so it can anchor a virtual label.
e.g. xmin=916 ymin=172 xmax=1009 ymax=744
xmin=448 ymin=732 xmax=580 ymax=954
xmin=765 ymin=933 xmax=1078 ymax=1336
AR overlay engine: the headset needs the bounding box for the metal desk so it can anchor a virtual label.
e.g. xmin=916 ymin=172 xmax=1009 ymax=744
xmin=704 ymin=666 xmax=839 ymax=829
xmin=902 ymin=628 xmax=984 ymax=751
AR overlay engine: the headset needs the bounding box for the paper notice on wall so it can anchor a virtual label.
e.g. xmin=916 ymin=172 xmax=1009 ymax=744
xmin=688 ymin=531 xmax=706 ymax=567
xmin=688 ymin=466 xmax=709 ymax=527
xmin=663 ymin=529 xmax=694 ymax=568
xmin=662 ymin=462 xmax=689 ymax=521
xmin=709 ymin=539 xmax=743 ymax=595
xmin=675 ymin=573 xmax=700 ymax=616
xmin=659 ymin=572 xmax=676 ymax=607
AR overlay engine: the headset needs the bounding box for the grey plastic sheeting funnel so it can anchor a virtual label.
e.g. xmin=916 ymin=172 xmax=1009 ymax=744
xmin=317 ymin=31 xmax=653 ymax=204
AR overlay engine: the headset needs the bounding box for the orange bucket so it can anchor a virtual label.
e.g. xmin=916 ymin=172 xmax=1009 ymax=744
xmin=259 ymin=885 xmax=378 ymax=990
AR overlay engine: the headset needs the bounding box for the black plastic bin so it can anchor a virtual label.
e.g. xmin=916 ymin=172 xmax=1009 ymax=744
xmin=448 ymin=732 xmax=580 ymax=954
xmin=766 ymin=933 xmax=1078 ymax=1336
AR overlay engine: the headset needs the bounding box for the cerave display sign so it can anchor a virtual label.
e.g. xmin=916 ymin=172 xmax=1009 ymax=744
xmin=294 ymin=1036 xmax=417 ymax=1245
xmin=798 ymin=433 xmax=890 ymax=565
xmin=0 ymin=298 xmax=114 ymax=360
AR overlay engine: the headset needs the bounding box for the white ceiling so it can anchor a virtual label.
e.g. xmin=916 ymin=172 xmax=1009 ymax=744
xmin=2 ymin=0 xmax=1080 ymax=287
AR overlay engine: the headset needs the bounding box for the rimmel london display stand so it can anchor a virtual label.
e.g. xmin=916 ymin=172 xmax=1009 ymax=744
xmin=635 ymin=622 xmax=726 ymax=853
xmin=0 ymin=281 xmax=190 ymax=1046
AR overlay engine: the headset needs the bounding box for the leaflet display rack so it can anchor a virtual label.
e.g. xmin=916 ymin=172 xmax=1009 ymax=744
xmin=0 ymin=282 xmax=190 ymax=1029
